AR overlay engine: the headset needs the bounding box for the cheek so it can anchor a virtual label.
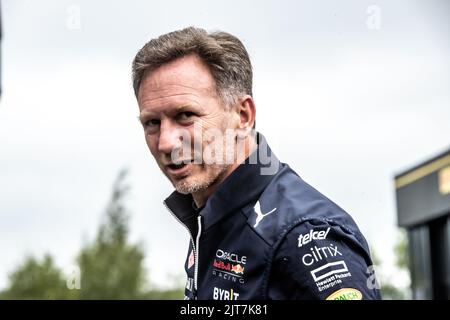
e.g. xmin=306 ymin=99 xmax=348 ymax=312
xmin=202 ymin=114 xmax=229 ymax=130
xmin=145 ymin=135 xmax=159 ymax=156
xmin=194 ymin=163 xmax=209 ymax=176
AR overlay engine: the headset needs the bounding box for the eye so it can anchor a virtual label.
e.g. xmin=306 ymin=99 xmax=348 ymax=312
xmin=143 ymin=119 xmax=160 ymax=132
xmin=146 ymin=119 xmax=160 ymax=126
xmin=177 ymin=111 xmax=196 ymax=122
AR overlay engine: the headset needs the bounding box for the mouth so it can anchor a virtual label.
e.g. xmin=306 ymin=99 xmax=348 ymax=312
xmin=165 ymin=160 xmax=193 ymax=176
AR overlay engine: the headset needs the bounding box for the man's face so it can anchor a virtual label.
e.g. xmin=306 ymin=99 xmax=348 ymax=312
xmin=137 ymin=54 xmax=238 ymax=195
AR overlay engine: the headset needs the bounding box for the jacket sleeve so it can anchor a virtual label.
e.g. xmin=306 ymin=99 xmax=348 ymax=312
xmin=267 ymin=219 xmax=381 ymax=300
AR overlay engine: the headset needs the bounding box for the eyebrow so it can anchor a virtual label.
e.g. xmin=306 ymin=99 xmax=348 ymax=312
xmin=138 ymin=104 xmax=197 ymax=124
xmin=138 ymin=111 xmax=152 ymax=124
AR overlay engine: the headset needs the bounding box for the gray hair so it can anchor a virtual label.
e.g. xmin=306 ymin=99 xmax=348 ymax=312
xmin=132 ymin=26 xmax=253 ymax=108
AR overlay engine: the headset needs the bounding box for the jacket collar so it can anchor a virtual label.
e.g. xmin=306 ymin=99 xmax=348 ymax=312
xmin=164 ymin=132 xmax=281 ymax=231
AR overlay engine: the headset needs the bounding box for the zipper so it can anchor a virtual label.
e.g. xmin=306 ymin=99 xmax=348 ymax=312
xmin=164 ymin=201 xmax=196 ymax=262
xmin=194 ymin=215 xmax=202 ymax=294
xmin=163 ymin=201 xmax=201 ymax=298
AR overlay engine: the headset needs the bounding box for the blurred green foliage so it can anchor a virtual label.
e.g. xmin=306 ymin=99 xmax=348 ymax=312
xmin=371 ymin=229 xmax=411 ymax=300
xmin=0 ymin=169 xmax=183 ymax=300
xmin=0 ymin=255 xmax=79 ymax=300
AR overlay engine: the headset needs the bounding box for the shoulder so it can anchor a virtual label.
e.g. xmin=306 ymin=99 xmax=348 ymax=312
xmin=241 ymin=164 xmax=381 ymax=299
xmin=266 ymin=219 xmax=380 ymax=299
xmin=244 ymin=163 xmax=367 ymax=248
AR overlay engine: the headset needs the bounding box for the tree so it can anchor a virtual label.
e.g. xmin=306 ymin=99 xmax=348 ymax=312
xmin=77 ymin=169 xmax=147 ymax=299
xmin=0 ymin=254 xmax=78 ymax=299
xmin=371 ymin=229 xmax=411 ymax=300
xmin=0 ymin=169 xmax=184 ymax=299
xmin=394 ymin=229 xmax=409 ymax=270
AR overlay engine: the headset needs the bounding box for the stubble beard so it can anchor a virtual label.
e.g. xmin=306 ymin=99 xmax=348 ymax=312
xmin=167 ymin=114 xmax=238 ymax=196
xmin=173 ymin=132 xmax=236 ymax=195
xmin=173 ymin=162 xmax=229 ymax=195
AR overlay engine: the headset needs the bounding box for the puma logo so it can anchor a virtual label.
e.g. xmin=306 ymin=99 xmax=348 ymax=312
xmin=253 ymin=201 xmax=277 ymax=228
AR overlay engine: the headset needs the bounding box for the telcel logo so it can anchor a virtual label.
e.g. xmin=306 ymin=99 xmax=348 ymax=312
xmin=298 ymin=227 xmax=330 ymax=247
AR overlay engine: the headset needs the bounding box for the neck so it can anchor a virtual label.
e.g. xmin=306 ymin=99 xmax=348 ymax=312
xmin=192 ymin=135 xmax=257 ymax=208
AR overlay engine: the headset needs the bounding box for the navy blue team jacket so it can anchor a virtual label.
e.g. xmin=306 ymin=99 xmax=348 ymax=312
xmin=164 ymin=134 xmax=381 ymax=300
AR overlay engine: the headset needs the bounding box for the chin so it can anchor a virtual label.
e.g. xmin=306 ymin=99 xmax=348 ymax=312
xmin=175 ymin=179 xmax=207 ymax=194
xmin=173 ymin=165 xmax=228 ymax=195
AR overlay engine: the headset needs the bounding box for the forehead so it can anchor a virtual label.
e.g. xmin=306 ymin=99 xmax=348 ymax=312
xmin=137 ymin=54 xmax=217 ymax=106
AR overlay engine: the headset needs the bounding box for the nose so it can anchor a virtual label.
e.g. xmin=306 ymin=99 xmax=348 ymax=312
xmin=157 ymin=120 xmax=182 ymax=154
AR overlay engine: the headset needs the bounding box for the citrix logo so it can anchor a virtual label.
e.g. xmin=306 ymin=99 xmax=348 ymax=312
xmin=301 ymin=244 xmax=342 ymax=266
xmin=298 ymin=227 xmax=330 ymax=247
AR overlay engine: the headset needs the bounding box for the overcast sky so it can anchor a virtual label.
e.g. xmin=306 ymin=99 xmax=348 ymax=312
xmin=0 ymin=0 xmax=449 ymax=289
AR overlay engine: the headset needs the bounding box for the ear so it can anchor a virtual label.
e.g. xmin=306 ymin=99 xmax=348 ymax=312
xmin=235 ymin=95 xmax=256 ymax=138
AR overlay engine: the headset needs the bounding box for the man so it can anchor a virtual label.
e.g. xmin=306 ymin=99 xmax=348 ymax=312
xmin=132 ymin=27 xmax=381 ymax=300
